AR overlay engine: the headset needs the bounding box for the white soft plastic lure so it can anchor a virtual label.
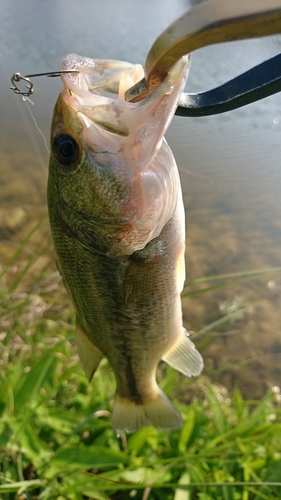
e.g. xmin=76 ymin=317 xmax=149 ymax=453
xmin=48 ymin=54 xmax=203 ymax=433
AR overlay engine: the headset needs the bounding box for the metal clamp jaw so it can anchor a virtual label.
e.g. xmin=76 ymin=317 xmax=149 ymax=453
xmin=125 ymin=0 xmax=281 ymax=116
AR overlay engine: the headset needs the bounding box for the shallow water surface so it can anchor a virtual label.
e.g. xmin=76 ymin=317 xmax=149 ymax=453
xmin=1 ymin=0 xmax=281 ymax=396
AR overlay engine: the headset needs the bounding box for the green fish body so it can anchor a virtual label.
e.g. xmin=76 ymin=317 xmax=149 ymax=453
xmin=48 ymin=54 xmax=203 ymax=432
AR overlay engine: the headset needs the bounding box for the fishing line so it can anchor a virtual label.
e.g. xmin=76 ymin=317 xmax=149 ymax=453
xmin=15 ymin=96 xmax=49 ymax=174
xmin=23 ymin=97 xmax=50 ymax=155
xmin=178 ymin=166 xmax=213 ymax=185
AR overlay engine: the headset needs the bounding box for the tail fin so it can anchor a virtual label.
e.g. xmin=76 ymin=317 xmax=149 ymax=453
xmin=111 ymin=390 xmax=182 ymax=433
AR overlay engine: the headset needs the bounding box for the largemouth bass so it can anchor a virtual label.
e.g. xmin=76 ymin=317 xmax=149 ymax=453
xmin=48 ymin=53 xmax=203 ymax=433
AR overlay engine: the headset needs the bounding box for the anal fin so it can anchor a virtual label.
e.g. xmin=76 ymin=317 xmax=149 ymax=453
xmin=76 ymin=322 xmax=103 ymax=381
xmin=162 ymin=329 xmax=203 ymax=377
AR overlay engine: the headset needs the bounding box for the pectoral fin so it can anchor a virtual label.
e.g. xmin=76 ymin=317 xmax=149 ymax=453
xmin=76 ymin=322 xmax=103 ymax=381
xmin=162 ymin=329 xmax=203 ymax=377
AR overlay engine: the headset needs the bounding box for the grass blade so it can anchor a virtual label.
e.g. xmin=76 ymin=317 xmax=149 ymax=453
xmin=13 ymin=352 xmax=57 ymax=413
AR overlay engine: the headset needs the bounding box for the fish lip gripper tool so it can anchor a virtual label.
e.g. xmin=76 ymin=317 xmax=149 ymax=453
xmin=124 ymin=0 xmax=281 ymax=117
xmin=10 ymin=0 xmax=281 ymax=117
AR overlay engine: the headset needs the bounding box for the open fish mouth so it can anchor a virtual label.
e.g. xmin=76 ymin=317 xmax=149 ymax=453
xmin=58 ymin=53 xmax=190 ymax=140
xmin=60 ymin=54 xmax=145 ymax=101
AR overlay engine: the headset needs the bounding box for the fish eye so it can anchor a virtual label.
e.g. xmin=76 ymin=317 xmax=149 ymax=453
xmin=52 ymin=134 xmax=80 ymax=169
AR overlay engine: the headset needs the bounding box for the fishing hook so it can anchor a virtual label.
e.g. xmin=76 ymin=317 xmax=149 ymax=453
xmin=10 ymin=70 xmax=79 ymax=97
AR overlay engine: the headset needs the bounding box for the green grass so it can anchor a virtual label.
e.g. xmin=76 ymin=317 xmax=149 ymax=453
xmin=0 ymin=219 xmax=281 ymax=500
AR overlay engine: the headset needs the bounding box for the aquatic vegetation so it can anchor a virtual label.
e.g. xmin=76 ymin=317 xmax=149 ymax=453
xmin=0 ymin=221 xmax=281 ymax=499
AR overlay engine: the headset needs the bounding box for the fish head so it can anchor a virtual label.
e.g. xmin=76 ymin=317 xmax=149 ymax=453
xmin=48 ymin=54 xmax=190 ymax=255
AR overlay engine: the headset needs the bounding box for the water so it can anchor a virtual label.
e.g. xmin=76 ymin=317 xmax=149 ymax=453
xmin=1 ymin=0 xmax=281 ymax=396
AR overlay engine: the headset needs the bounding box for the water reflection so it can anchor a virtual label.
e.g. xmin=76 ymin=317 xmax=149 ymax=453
xmin=1 ymin=0 xmax=281 ymax=396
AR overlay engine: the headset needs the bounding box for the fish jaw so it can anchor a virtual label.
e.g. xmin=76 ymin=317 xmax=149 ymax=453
xmin=49 ymin=54 xmax=190 ymax=256
xmin=59 ymin=53 xmax=190 ymax=166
